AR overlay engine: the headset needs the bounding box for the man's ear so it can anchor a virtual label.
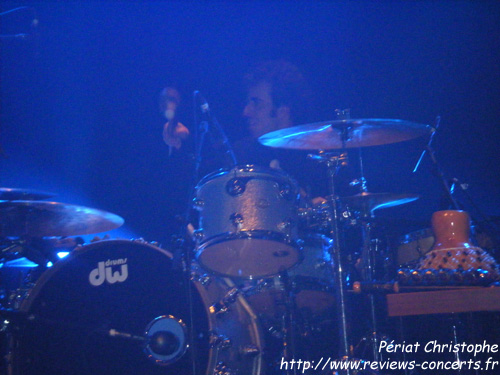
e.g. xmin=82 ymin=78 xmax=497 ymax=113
xmin=276 ymin=105 xmax=292 ymax=128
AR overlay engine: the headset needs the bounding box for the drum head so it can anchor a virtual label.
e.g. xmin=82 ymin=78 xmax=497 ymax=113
xmin=195 ymin=165 xmax=300 ymax=278
xmin=13 ymin=240 xmax=209 ymax=375
xmin=397 ymin=228 xmax=434 ymax=265
xmin=197 ymin=234 xmax=300 ymax=278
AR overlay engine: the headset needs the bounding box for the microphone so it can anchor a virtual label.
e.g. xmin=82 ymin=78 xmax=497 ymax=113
xmin=159 ymin=87 xmax=181 ymax=121
xmin=160 ymin=87 xmax=182 ymax=155
xmin=194 ymin=90 xmax=211 ymax=117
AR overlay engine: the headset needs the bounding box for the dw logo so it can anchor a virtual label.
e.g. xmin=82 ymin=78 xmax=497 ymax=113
xmin=89 ymin=258 xmax=128 ymax=286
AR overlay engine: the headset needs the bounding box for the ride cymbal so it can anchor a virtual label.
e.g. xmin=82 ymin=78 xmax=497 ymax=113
xmin=259 ymin=118 xmax=434 ymax=150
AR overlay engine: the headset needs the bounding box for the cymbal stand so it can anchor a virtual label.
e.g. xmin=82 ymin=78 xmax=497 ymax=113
xmin=358 ymin=213 xmax=381 ymax=362
xmin=355 ymin=149 xmax=381 ymax=363
xmin=280 ymin=270 xmax=298 ymax=375
xmin=350 ymin=148 xmax=368 ymax=194
xmin=310 ymin=152 xmax=351 ymax=367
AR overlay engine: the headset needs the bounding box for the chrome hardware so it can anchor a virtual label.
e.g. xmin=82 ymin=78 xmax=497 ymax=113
xmin=223 ymin=287 xmax=239 ymax=304
xmin=209 ymin=287 xmax=240 ymax=316
xmin=192 ymin=197 xmax=204 ymax=210
xmin=240 ymin=345 xmax=260 ymax=357
xmin=209 ymin=332 xmax=232 ymax=349
xmin=214 ymin=362 xmax=233 ymax=375
xmin=226 ymin=178 xmax=246 ymax=196
xmin=193 ymin=229 xmax=204 ymax=241
xmin=229 ymin=213 xmax=244 ymax=228
xmin=277 ymin=220 xmax=291 ymax=232
xmin=279 ymin=182 xmax=294 ymax=200
xmin=192 ymin=272 xmax=212 ymax=287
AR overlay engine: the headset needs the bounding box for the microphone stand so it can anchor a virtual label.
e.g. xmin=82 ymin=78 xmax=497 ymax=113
xmin=206 ymin=114 xmax=237 ymax=168
xmin=170 ymin=90 xmax=238 ymax=375
xmin=168 ymin=93 xmax=211 ymax=375
xmin=413 ymin=116 xmax=499 ymax=245
xmin=413 ymin=116 xmax=460 ymax=210
xmin=194 ymin=91 xmax=237 ymax=168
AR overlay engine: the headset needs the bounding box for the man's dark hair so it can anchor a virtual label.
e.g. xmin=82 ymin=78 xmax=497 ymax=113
xmin=243 ymin=60 xmax=313 ymax=124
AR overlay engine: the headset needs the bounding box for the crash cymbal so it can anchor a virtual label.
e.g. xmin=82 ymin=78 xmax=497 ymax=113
xmin=0 ymin=187 xmax=55 ymax=201
xmin=0 ymin=201 xmax=124 ymax=237
xmin=259 ymin=118 xmax=434 ymax=149
xmin=341 ymin=192 xmax=420 ymax=213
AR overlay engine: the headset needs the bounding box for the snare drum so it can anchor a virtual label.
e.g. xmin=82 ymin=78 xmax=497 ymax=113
xmin=194 ymin=165 xmax=301 ymax=278
xmin=11 ymin=240 xmax=264 ymax=375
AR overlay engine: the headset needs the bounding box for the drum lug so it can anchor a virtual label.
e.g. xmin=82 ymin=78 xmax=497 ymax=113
xmin=223 ymin=287 xmax=239 ymax=303
xmin=210 ymin=303 xmax=230 ymax=315
xmin=240 ymin=344 xmax=260 ymax=357
xmin=191 ymin=271 xmax=212 ymax=286
xmin=226 ymin=178 xmax=246 ymax=196
xmin=209 ymin=287 xmax=239 ymax=316
xmin=342 ymin=209 xmax=357 ymax=226
xmin=193 ymin=229 xmax=205 ymax=241
xmin=209 ymin=332 xmax=232 ymax=349
xmin=279 ymin=182 xmax=294 ymax=200
xmin=214 ymin=362 xmax=233 ymax=375
xmin=199 ymin=274 xmax=212 ymax=286
xmin=277 ymin=219 xmax=291 ymax=232
xmin=229 ymin=213 xmax=244 ymax=229
xmin=192 ymin=197 xmax=204 ymax=210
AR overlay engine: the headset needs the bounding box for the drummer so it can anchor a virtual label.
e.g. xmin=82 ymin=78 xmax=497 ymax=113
xmin=163 ymin=60 xmax=327 ymax=203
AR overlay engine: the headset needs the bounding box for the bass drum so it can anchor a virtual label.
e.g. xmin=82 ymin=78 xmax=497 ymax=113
xmin=11 ymin=240 xmax=264 ymax=375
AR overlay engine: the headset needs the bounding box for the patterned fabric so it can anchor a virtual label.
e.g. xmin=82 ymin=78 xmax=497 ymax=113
xmin=418 ymin=246 xmax=499 ymax=277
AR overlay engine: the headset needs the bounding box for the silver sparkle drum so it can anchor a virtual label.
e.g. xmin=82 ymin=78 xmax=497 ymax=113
xmin=245 ymin=234 xmax=335 ymax=318
xmin=194 ymin=165 xmax=301 ymax=279
xmin=11 ymin=240 xmax=264 ymax=375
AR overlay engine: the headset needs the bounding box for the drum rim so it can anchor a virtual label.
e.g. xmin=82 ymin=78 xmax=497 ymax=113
xmin=195 ymin=164 xmax=299 ymax=190
xmin=197 ymin=229 xmax=300 ymax=248
xmin=12 ymin=239 xmax=265 ymax=375
xmin=398 ymin=227 xmax=434 ymax=244
xmin=196 ymin=230 xmax=302 ymax=279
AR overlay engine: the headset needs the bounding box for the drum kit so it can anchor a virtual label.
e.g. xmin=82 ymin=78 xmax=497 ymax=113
xmin=1 ymin=117 xmax=460 ymax=375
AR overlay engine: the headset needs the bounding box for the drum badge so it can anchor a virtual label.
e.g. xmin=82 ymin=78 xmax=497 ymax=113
xmin=89 ymin=258 xmax=128 ymax=286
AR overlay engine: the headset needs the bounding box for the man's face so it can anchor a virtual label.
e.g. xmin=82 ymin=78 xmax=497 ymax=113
xmin=243 ymin=81 xmax=284 ymax=139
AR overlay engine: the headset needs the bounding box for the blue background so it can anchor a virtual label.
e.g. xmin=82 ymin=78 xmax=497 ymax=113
xmin=1 ymin=1 xmax=499 ymax=244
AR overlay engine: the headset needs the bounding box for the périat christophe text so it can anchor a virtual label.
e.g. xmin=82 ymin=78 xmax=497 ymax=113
xmin=279 ymin=340 xmax=499 ymax=373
